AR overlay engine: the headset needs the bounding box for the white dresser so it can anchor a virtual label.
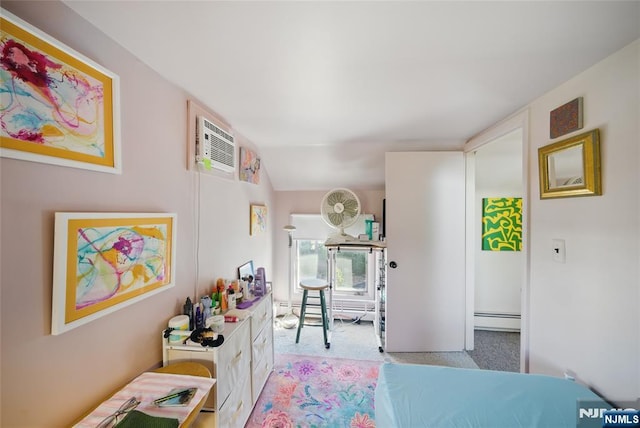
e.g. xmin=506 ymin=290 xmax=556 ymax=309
xmin=162 ymin=293 xmax=274 ymax=427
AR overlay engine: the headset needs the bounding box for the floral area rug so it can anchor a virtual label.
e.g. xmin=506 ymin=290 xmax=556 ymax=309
xmin=246 ymin=354 xmax=380 ymax=428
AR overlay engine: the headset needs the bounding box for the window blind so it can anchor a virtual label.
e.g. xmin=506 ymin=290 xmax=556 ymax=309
xmin=289 ymin=214 xmax=374 ymax=240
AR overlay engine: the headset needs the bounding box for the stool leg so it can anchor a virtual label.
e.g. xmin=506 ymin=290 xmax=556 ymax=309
xmin=295 ymin=289 xmax=308 ymax=343
xmin=319 ymin=290 xmax=329 ymax=348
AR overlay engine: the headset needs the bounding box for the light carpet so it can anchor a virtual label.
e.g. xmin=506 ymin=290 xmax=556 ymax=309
xmin=274 ymin=317 xmax=479 ymax=369
xmin=246 ymin=354 xmax=379 ymax=428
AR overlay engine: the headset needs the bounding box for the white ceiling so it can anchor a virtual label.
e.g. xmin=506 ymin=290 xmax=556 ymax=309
xmin=63 ymin=1 xmax=640 ymax=191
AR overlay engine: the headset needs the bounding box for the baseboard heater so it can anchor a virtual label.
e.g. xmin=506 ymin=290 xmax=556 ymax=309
xmin=474 ymin=312 xmax=521 ymax=332
xmin=276 ymin=299 xmax=376 ymax=322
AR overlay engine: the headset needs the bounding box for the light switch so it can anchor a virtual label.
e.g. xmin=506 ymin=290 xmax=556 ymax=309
xmin=552 ymin=239 xmax=566 ymax=263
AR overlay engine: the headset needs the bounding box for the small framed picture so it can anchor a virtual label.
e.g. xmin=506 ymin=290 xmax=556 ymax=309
xmin=250 ymin=204 xmax=267 ymax=236
xmin=550 ymin=97 xmax=583 ymax=139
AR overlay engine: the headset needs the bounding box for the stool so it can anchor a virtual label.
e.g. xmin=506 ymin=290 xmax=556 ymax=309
xmin=295 ymin=278 xmax=330 ymax=349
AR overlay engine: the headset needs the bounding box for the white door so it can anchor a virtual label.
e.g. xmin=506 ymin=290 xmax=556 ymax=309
xmin=385 ymin=152 xmax=465 ymax=352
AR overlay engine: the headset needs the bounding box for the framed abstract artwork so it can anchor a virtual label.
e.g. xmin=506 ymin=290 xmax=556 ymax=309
xmin=52 ymin=213 xmax=176 ymax=334
xmin=250 ymin=204 xmax=267 ymax=236
xmin=239 ymin=146 xmax=261 ymax=184
xmin=481 ymin=197 xmax=522 ymax=251
xmin=0 ymin=9 xmax=121 ymax=173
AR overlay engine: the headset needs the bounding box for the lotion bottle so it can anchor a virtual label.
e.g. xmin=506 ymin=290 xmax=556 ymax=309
xmin=183 ymin=297 xmax=194 ymax=330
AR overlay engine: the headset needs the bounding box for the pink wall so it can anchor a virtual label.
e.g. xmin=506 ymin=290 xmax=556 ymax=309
xmin=0 ymin=2 xmax=274 ymax=426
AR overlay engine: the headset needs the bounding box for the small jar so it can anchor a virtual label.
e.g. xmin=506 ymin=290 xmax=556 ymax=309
xmin=208 ymin=315 xmax=225 ymax=333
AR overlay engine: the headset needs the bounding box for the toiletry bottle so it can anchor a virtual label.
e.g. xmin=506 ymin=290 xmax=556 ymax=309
xmin=195 ymin=305 xmax=203 ymax=329
xmin=242 ymin=280 xmax=250 ymax=301
xmin=184 ymin=297 xmax=194 ymax=330
xmin=203 ymin=302 xmax=211 ymax=321
xmin=201 ymin=296 xmax=212 ymax=320
xmin=211 ymin=291 xmax=219 ymax=314
xmin=228 ymin=285 xmax=236 ymax=309
xmin=211 ymin=291 xmax=218 ymax=307
xmin=220 ymin=289 xmax=228 ymax=311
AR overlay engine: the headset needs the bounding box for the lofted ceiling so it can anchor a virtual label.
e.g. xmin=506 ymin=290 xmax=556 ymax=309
xmin=63 ymin=1 xmax=640 ymax=191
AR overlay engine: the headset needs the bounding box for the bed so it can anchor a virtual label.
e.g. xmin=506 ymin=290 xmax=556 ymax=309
xmin=375 ymin=363 xmax=608 ymax=427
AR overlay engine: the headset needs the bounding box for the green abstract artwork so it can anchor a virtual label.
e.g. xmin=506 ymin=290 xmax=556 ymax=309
xmin=482 ymin=197 xmax=522 ymax=251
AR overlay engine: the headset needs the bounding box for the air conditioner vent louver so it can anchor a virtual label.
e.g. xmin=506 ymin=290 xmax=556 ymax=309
xmin=196 ymin=116 xmax=235 ymax=172
xmin=203 ymin=118 xmax=233 ymax=142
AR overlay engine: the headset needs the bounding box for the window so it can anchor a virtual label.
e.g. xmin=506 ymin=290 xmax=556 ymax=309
xmin=295 ymin=239 xmax=370 ymax=296
xmin=289 ymin=214 xmax=376 ymax=301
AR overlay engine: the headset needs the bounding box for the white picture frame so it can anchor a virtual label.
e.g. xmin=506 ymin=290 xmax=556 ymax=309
xmin=52 ymin=212 xmax=177 ymax=334
xmin=0 ymin=8 xmax=121 ymax=173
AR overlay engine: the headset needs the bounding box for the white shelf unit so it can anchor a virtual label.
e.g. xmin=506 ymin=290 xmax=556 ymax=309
xmin=325 ymin=242 xmax=387 ymax=352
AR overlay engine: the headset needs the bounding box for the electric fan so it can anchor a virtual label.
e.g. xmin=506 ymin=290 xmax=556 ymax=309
xmin=320 ymin=188 xmax=361 ymax=243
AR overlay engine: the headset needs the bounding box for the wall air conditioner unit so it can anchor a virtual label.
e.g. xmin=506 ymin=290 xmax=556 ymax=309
xmin=196 ymin=116 xmax=235 ymax=173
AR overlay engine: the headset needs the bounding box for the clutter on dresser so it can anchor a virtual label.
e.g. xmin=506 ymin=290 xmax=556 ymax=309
xmin=254 ymin=266 xmax=267 ymax=296
xmin=161 ymin=287 xmax=274 ymax=426
xmin=208 ymin=314 xmax=224 ymax=333
xmin=167 ymin=315 xmax=189 ymax=344
xmin=165 ymin=262 xmax=268 ymax=349
xmin=189 ymin=327 xmax=224 ymax=348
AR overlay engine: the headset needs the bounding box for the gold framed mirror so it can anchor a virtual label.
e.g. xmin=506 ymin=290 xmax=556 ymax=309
xmin=538 ymin=129 xmax=601 ymax=199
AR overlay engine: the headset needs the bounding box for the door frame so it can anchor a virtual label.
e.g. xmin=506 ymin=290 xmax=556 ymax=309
xmin=463 ymin=108 xmax=530 ymax=373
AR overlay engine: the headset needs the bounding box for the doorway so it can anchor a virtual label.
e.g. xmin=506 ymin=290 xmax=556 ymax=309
xmin=464 ymin=111 xmax=529 ymax=373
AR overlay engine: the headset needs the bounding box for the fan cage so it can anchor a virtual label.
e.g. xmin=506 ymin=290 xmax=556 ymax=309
xmin=320 ymin=188 xmax=361 ymax=231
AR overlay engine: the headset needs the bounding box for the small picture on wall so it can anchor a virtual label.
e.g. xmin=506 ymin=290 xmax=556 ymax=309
xmin=550 ymin=97 xmax=583 ymax=139
xmin=239 ymin=147 xmax=261 ymax=184
xmin=250 ymin=204 xmax=267 ymax=235
xmin=482 ymin=197 xmax=522 ymax=251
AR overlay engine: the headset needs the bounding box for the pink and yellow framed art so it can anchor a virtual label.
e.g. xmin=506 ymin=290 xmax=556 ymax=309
xmin=52 ymin=213 xmax=176 ymax=334
xmin=0 ymin=9 xmax=121 ymax=173
xmin=239 ymin=146 xmax=261 ymax=184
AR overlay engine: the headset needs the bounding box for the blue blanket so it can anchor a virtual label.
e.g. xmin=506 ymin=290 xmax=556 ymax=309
xmin=375 ymin=363 xmax=607 ymax=427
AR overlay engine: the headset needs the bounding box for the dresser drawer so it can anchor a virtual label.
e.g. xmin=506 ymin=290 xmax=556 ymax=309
xmin=217 ymin=321 xmax=251 ymax=405
xmin=218 ymin=372 xmax=252 ymax=428
xmin=250 ymin=295 xmax=272 ymax=338
xmin=252 ymin=320 xmax=272 ymax=369
xmin=252 ymin=326 xmax=273 ymax=403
